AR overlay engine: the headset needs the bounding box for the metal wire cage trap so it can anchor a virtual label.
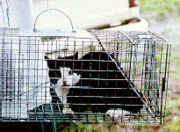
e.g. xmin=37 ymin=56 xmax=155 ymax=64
xmin=0 ymin=27 xmax=170 ymax=124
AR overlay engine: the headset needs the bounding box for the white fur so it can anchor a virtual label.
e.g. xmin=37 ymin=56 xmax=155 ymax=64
xmin=54 ymin=67 xmax=80 ymax=114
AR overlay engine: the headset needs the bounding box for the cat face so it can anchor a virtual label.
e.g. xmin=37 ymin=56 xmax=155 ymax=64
xmin=57 ymin=67 xmax=81 ymax=86
xmin=45 ymin=52 xmax=79 ymax=84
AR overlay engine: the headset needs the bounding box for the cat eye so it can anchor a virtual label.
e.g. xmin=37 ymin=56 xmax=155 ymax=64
xmin=68 ymin=70 xmax=73 ymax=75
xmin=56 ymin=74 xmax=61 ymax=77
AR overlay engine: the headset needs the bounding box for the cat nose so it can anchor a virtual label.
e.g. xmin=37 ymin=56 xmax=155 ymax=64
xmin=63 ymin=80 xmax=68 ymax=86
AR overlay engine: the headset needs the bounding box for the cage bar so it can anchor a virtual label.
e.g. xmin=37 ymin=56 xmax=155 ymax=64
xmin=0 ymin=28 xmax=170 ymax=124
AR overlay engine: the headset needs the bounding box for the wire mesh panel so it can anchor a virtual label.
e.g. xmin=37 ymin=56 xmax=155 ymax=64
xmin=0 ymin=28 xmax=170 ymax=124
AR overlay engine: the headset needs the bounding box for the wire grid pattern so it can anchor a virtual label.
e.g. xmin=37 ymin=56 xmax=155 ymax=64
xmin=0 ymin=28 xmax=170 ymax=123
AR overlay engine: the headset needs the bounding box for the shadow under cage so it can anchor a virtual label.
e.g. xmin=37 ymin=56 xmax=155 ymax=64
xmin=0 ymin=28 xmax=170 ymax=124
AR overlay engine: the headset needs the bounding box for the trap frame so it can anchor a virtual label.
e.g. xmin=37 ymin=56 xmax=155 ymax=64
xmin=0 ymin=28 xmax=170 ymax=125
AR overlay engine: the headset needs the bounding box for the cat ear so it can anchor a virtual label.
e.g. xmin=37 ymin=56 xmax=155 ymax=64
xmin=74 ymin=52 xmax=78 ymax=59
xmin=110 ymin=53 xmax=115 ymax=58
xmin=44 ymin=56 xmax=50 ymax=60
xmin=70 ymin=52 xmax=78 ymax=59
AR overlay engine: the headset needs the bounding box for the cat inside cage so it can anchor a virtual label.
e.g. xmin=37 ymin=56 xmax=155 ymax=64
xmin=1 ymin=37 xmax=149 ymax=120
xmin=1 ymin=29 xmax=169 ymax=123
xmin=44 ymin=50 xmax=148 ymax=116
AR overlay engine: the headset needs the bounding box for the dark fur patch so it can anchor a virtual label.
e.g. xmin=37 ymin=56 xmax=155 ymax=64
xmin=45 ymin=51 xmax=144 ymax=113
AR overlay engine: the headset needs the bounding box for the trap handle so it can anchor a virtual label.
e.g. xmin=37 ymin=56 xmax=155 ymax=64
xmin=33 ymin=9 xmax=76 ymax=33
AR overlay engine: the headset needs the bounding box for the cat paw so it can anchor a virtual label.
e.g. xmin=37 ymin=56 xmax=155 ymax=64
xmin=63 ymin=107 xmax=74 ymax=115
xmin=105 ymin=110 xmax=130 ymax=118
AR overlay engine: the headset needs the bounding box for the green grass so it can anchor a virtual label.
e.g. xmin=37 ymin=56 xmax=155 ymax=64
xmin=57 ymin=122 xmax=159 ymax=132
xmin=134 ymin=123 xmax=144 ymax=130
xmin=57 ymin=122 xmax=118 ymax=132
xmin=170 ymin=51 xmax=180 ymax=60
xmin=165 ymin=118 xmax=180 ymax=131
xmin=140 ymin=0 xmax=180 ymax=21
xmin=140 ymin=0 xmax=180 ymax=14
xmin=168 ymin=50 xmax=180 ymax=80
xmin=166 ymin=98 xmax=180 ymax=115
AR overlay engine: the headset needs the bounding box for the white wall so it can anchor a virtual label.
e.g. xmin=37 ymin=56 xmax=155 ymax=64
xmin=32 ymin=0 xmax=138 ymax=30
xmin=8 ymin=0 xmax=34 ymax=33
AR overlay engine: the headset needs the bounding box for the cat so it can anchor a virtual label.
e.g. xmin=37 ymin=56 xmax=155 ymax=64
xmin=45 ymin=53 xmax=80 ymax=114
xmin=54 ymin=67 xmax=80 ymax=114
xmin=45 ymin=51 xmax=146 ymax=114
